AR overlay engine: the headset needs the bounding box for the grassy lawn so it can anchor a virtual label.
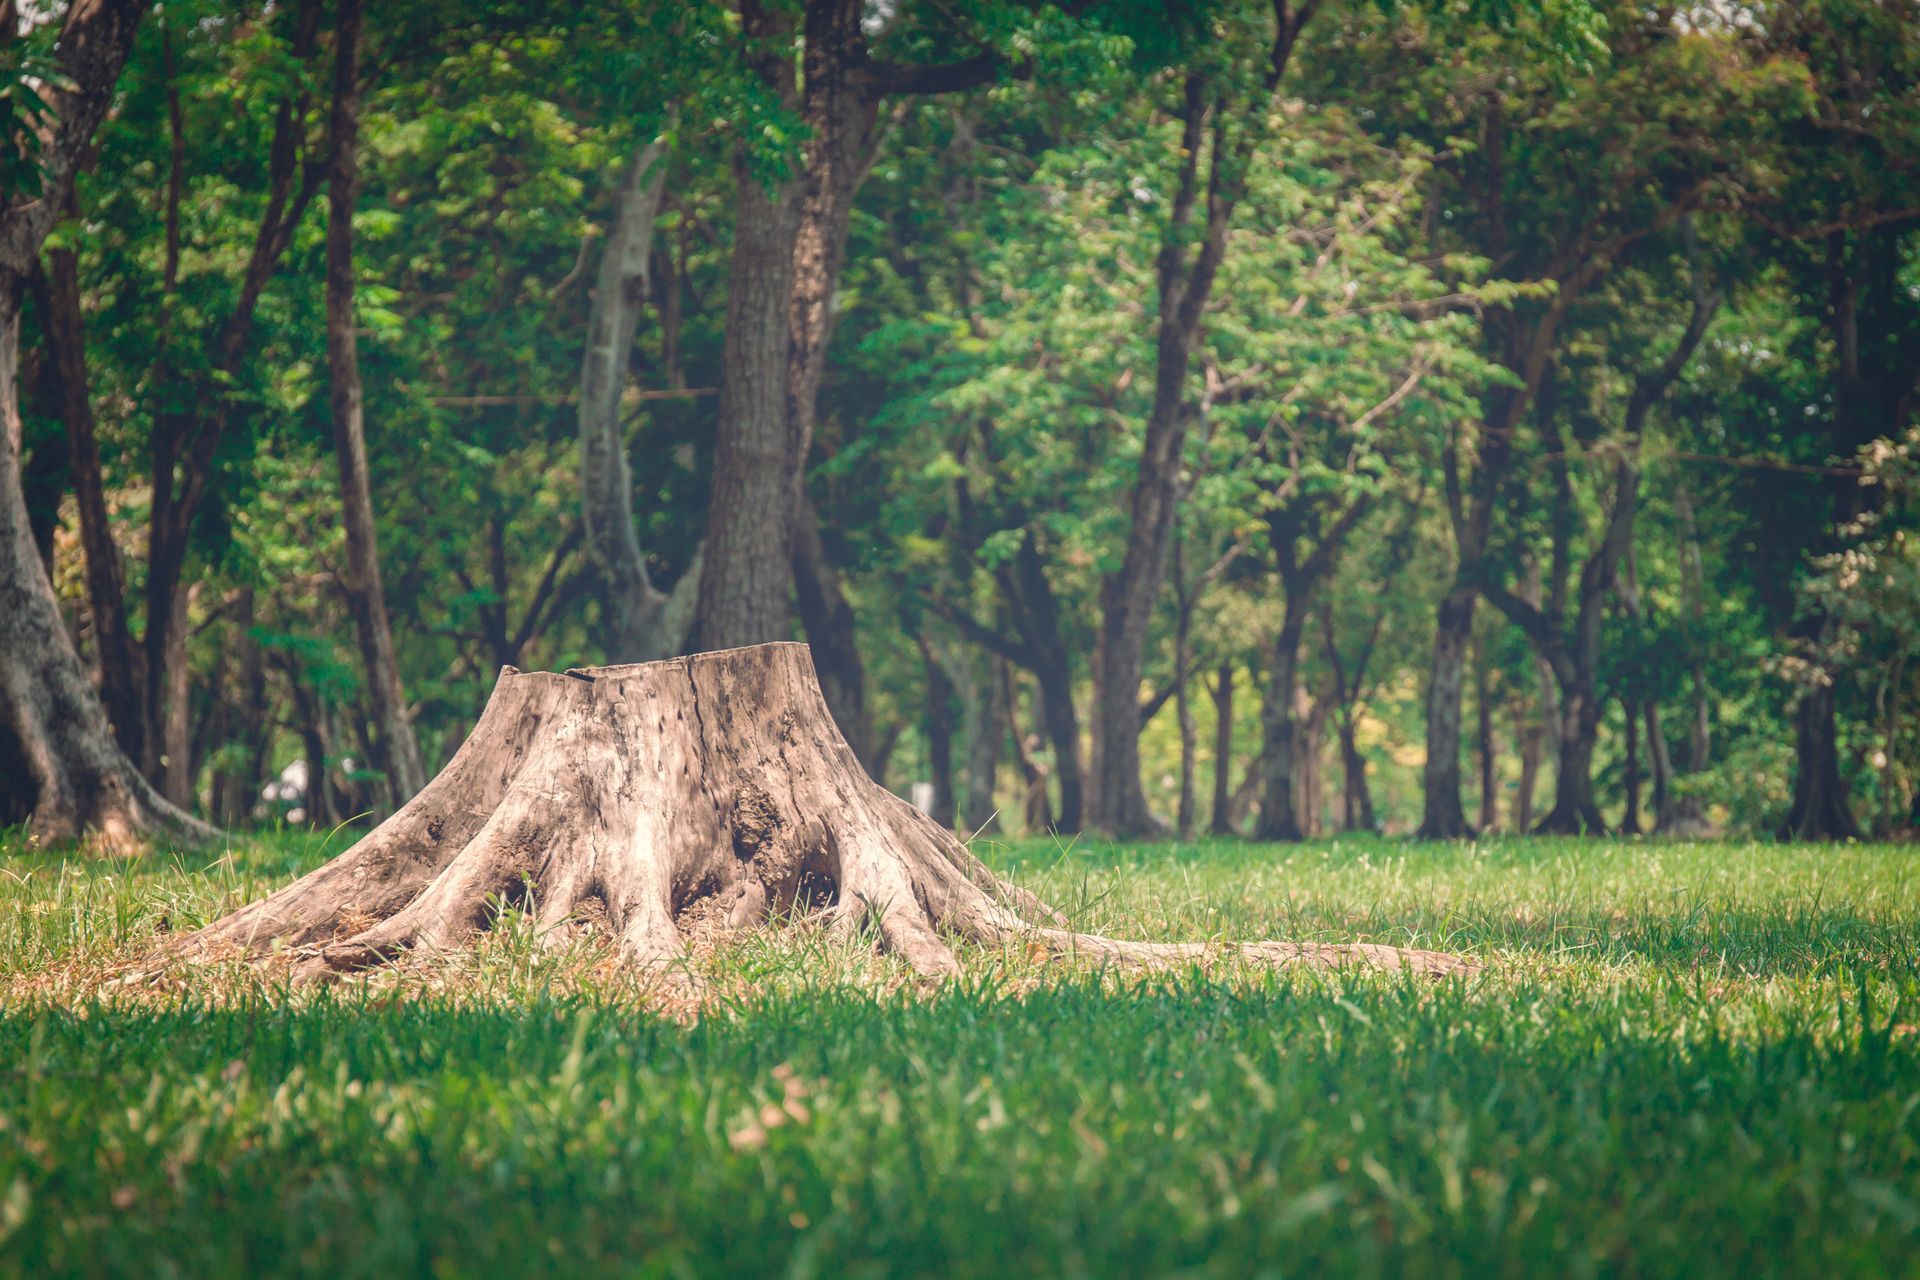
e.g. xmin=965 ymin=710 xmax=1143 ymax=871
xmin=2 ymin=831 xmax=1918 ymax=1277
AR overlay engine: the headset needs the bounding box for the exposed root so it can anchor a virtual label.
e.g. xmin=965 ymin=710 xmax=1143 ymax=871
xmin=167 ymin=644 xmax=1478 ymax=989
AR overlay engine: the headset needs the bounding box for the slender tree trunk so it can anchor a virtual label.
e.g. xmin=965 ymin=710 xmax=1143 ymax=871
xmin=920 ymin=638 xmax=957 ymax=829
xmin=1172 ymin=532 xmax=1197 ymax=838
xmin=1475 ymin=635 xmax=1498 ymax=832
xmin=160 ymin=581 xmax=195 ymax=805
xmin=217 ymin=587 xmax=269 ymax=826
xmin=1209 ymin=663 xmax=1235 ymax=836
xmin=285 ymin=663 xmax=335 ymax=828
xmin=792 ymin=495 xmax=872 ymax=763
xmin=577 ymin=138 xmax=679 ymax=661
xmin=324 ymin=0 xmax=424 ymax=806
xmin=1673 ymin=483 xmax=1712 ymax=774
xmin=1514 ymin=692 xmax=1541 ymax=834
xmin=141 ymin=0 xmax=322 ymax=793
xmin=1875 ymin=654 xmax=1905 ymax=839
xmin=960 ymin=645 xmax=1003 ymax=835
xmin=1034 ymin=651 xmax=1083 ymax=834
xmin=1644 ymin=699 xmax=1676 ymax=833
xmin=1005 ymin=664 xmax=1053 ymax=834
xmin=1337 ymin=714 xmax=1374 ymax=832
xmin=1296 ymin=688 xmax=1331 ymax=837
xmin=1621 ymin=697 xmax=1643 ymax=835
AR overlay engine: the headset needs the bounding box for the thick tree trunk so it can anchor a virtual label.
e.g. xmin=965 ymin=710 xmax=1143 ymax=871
xmin=324 ymin=0 xmax=425 ymax=808
xmin=691 ymin=150 xmax=803 ymax=648
xmin=578 ymin=139 xmax=679 ymax=661
xmin=1255 ymin=598 xmax=1311 ymax=841
xmin=1534 ymin=679 xmax=1608 ymax=834
xmin=1209 ymin=663 xmax=1236 ymax=836
xmin=35 ymin=247 xmax=144 ymax=760
xmin=0 ymin=292 xmax=206 ymax=846
xmin=0 ymin=0 xmax=210 ymax=847
xmin=1785 ymin=678 xmax=1861 ymax=840
xmin=176 ymin=644 xmax=1473 ymax=985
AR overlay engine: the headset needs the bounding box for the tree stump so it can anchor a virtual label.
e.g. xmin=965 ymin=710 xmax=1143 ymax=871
xmin=180 ymin=643 xmax=1475 ymax=983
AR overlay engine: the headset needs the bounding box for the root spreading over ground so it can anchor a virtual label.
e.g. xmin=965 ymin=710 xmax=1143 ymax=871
xmin=179 ymin=643 xmax=1475 ymax=984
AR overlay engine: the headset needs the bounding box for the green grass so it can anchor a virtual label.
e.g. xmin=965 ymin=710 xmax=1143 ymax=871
xmin=3 ymin=831 xmax=1919 ymax=1278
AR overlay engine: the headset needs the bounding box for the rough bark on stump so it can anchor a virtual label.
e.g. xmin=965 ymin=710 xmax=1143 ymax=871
xmin=177 ymin=644 xmax=1474 ymax=984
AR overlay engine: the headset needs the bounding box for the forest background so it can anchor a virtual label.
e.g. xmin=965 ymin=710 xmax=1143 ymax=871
xmin=2 ymin=0 xmax=1917 ymax=850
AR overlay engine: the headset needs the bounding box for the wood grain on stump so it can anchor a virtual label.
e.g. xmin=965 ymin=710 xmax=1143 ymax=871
xmin=180 ymin=643 xmax=1476 ymax=984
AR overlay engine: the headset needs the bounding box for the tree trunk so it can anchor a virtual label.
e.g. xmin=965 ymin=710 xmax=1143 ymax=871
xmin=141 ymin=0 xmax=323 ymax=794
xmin=284 ymin=660 xmax=336 ymax=828
xmin=1033 ymin=648 xmax=1084 ymax=834
xmin=175 ymin=644 xmax=1473 ymax=985
xmin=1644 ymin=699 xmax=1677 ymax=834
xmin=578 ymin=138 xmax=680 ymax=661
xmin=215 ymin=587 xmax=270 ymax=826
xmin=0 ymin=0 xmax=209 ymax=847
xmin=1785 ymin=675 xmax=1861 ymax=840
xmin=1255 ymin=596 xmax=1311 ymax=841
xmin=1172 ymin=533 xmax=1197 ymax=839
xmin=1514 ymin=691 xmax=1541 ymax=834
xmin=1209 ymin=663 xmax=1236 ymax=836
xmin=0 ymin=291 xmax=207 ymax=845
xmin=1418 ymin=586 xmax=1478 ymax=837
xmin=792 ymin=494 xmax=872 ymax=764
xmin=1475 ymin=635 xmax=1498 ymax=833
xmin=1296 ymin=687 xmax=1330 ymax=837
xmin=919 ymin=637 xmax=957 ymax=829
xmin=1005 ymin=663 xmax=1053 ymax=834
xmin=691 ymin=0 xmax=804 ymax=652
xmin=160 ymin=581 xmax=195 ymax=806
xmin=1534 ymin=677 xmax=1608 ymax=834
xmin=1337 ymin=715 xmax=1374 ymax=833
xmin=1621 ymin=697 xmax=1643 ymax=835
xmin=1875 ymin=654 xmax=1905 ymax=840
xmin=324 ymin=0 xmax=425 ymax=808
xmin=960 ymin=646 xmax=1003 ymax=835
xmin=1673 ymin=482 xmax=1712 ymax=775
xmin=35 ymin=246 xmax=144 ymax=761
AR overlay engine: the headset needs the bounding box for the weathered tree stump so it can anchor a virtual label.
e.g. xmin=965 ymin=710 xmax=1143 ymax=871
xmin=180 ymin=643 xmax=1475 ymax=983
